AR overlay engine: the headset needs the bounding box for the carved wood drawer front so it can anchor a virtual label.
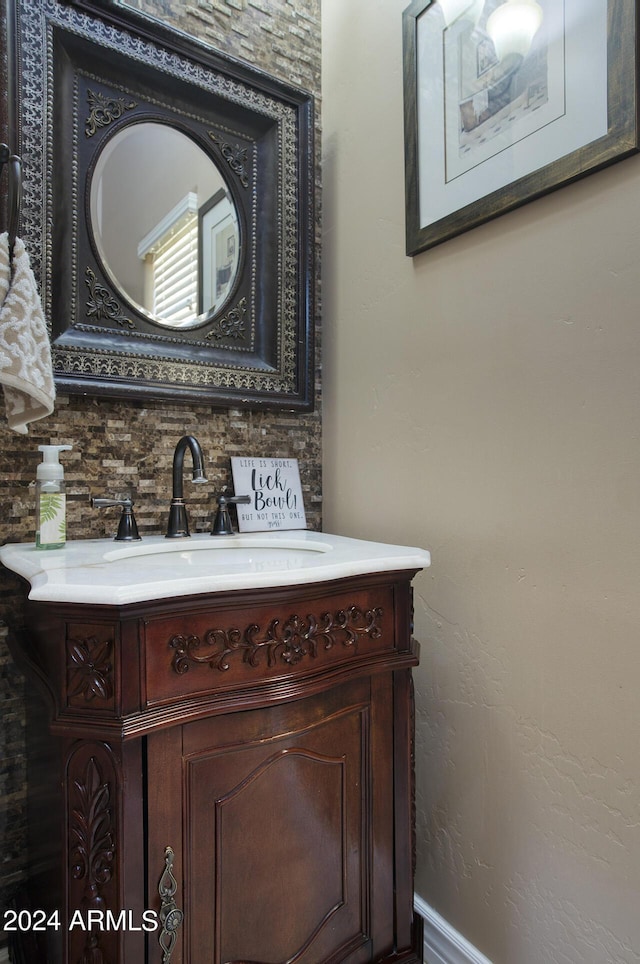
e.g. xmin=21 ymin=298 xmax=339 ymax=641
xmin=141 ymin=585 xmax=395 ymax=707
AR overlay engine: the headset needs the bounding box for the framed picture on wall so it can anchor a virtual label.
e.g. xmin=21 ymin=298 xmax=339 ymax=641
xmin=403 ymin=0 xmax=639 ymax=255
xmin=198 ymin=188 xmax=240 ymax=316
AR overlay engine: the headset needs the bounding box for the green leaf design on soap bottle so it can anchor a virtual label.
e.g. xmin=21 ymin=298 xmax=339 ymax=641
xmin=40 ymin=493 xmax=64 ymax=522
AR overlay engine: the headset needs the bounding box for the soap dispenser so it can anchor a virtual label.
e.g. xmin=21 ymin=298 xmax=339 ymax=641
xmin=35 ymin=444 xmax=72 ymax=549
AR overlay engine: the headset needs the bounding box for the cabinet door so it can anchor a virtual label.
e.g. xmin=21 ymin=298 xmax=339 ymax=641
xmin=146 ymin=675 xmax=396 ymax=964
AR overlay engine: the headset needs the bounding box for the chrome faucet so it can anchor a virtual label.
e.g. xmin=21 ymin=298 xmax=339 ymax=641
xmin=166 ymin=436 xmax=208 ymax=538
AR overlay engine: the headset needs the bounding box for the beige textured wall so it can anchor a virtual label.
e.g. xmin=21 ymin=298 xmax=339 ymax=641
xmin=322 ymin=2 xmax=640 ymax=962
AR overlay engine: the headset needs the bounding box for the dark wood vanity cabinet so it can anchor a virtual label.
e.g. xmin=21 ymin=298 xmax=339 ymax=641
xmin=11 ymin=570 xmax=423 ymax=963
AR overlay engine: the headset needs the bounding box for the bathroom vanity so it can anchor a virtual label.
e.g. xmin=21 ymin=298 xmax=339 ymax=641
xmin=1 ymin=532 xmax=430 ymax=963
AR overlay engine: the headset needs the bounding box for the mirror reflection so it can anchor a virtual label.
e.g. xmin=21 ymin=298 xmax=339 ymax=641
xmin=89 ymin=122 xmax=240 ymax=329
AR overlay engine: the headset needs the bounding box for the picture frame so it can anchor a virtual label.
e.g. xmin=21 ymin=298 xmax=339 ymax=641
xmin=198 ymin=188 xmax=239 ymax=316
xmin=403 ymin=0 xmax=639 ymax=256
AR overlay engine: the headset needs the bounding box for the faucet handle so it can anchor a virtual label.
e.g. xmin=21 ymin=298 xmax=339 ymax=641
xmin=91 ymin=496 xmax=142 ymax=542
xmin=212 ymin=492 xmax=251 ymax=536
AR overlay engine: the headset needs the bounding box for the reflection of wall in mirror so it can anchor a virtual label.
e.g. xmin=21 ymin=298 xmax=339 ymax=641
xmin=94 ymin=123 xmax=224 ymax=315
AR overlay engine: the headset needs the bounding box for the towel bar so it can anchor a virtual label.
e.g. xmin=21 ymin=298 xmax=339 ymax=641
xmin=0 ymin=143 xmax=22 ymax=261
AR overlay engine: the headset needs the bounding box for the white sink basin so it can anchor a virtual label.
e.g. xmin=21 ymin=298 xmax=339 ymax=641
xmin=0 ymin=530 xmax=431 ymax=604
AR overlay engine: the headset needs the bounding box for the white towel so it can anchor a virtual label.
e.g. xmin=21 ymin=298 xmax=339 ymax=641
xmin=0 ymin=232 xmax=55 ymax=433
xmin=0 ymin=232 xmax=9 ymax=310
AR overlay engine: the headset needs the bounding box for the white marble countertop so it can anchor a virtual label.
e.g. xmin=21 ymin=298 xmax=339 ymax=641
xmin=0 ymin=530 xmax=431 ymax=605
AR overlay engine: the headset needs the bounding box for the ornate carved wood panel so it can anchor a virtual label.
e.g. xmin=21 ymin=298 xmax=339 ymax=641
xmin=65 ymin=623 xmax=117 ymax=712
xmin=65 ymin=743 xmax=118 ymax=964
xmin=142 ymin=586 xmax=393 ymax=707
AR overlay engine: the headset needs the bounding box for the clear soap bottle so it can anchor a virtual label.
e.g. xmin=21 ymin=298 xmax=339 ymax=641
xmin=35 ymin=444 xmax=72 ymax=549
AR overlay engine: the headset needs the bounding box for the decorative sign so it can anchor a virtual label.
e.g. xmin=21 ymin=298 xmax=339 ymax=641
xmin=230 ymin=457 xmax=307 ymax=532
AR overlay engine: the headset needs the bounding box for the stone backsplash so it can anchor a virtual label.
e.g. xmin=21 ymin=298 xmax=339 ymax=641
xmin=0 ymin=0 xmax=322 ymax=932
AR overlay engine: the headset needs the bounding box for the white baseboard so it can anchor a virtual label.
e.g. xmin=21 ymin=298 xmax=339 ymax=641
xmin=414 ymin=895 xmax=493 ymax=964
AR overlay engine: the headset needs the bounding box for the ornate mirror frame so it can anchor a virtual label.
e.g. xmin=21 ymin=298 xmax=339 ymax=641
xmin=9 ymin=0 xmax=315 ymax=410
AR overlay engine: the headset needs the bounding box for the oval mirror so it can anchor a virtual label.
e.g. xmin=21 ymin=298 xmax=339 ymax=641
xmin=18 ymin=0 xmax=315 ymax=409
xmin=89 ymin=121 xmax=240 ymax=330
